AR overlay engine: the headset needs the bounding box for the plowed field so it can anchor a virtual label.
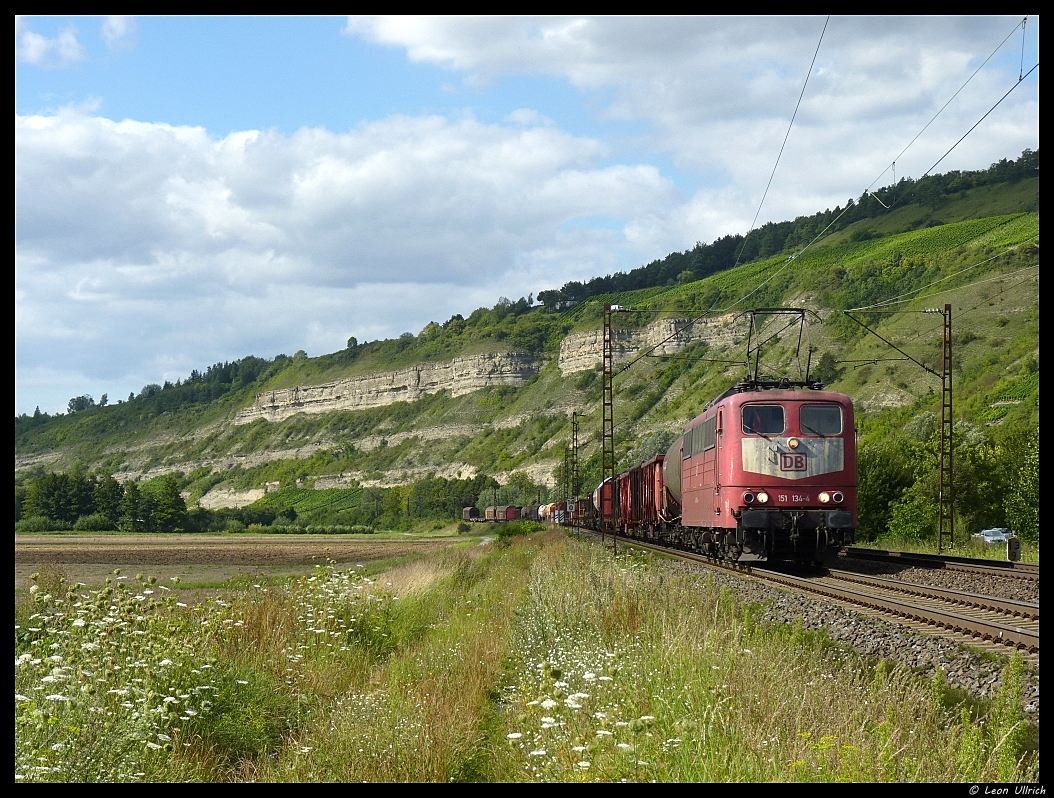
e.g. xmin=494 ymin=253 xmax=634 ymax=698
xmin=14 ymin=534 xmax=462 ymax=590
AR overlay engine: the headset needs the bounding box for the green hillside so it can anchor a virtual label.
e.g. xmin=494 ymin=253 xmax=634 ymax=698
xmin=15 ymin=163 xmax=1039 ymax=545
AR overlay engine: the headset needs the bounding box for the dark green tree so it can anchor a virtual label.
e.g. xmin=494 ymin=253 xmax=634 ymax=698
xmin=152 ymin=475 xmax=188 ymax=532
xmin=94 ymin=475 xmax=125 ymax=527
xmin=118 ymin=481 xmax=153 ymax=532
xmin=812 ymin=352 xmax=842 ymax=385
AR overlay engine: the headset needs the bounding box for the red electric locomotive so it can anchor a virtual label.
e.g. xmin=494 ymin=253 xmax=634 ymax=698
xmin=608 ymin=378 xmax=857 ymax=565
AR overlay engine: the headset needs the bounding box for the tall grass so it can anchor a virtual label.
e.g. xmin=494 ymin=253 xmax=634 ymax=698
xmin=14 ymin=534 xmax=1036 ymax=781
xmin=487 ymin=536 xmax=1038 ymax=782
xmin=257 ymin=541 xmax=538 ymax=781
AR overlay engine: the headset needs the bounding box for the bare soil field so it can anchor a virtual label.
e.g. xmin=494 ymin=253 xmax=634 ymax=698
xmin=14 ymin=533 xmax=462 ymax=590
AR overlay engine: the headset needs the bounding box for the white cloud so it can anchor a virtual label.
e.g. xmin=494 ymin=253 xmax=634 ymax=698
xmin=101 ymin=16 xmax=136 ymax=50
xmin=16 ymin=21 xmax=86 ymax=68
xmin=348 ymin=15 xmax=1038 ymax=232
xmin=15 ymin=108 xmax=679 ymax=412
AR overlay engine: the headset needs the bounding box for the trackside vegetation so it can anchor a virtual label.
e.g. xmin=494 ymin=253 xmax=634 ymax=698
xmin=14 ymin=534 xmax=1037 ymax=782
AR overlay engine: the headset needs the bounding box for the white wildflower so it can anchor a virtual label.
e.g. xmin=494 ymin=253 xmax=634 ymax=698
xmin=529 ymin=749 xmax=546 ymax=756
xmin=507 ymin=732 xmax=523 ymax=739
xmin=540 ymin=699 xmax=558 ymax=710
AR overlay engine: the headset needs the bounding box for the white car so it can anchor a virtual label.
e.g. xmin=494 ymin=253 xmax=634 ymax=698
xmin=973 ymin=527 xmax=1012 ymax=544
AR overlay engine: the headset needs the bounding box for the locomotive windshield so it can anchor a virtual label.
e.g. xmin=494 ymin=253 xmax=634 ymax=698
xmin=800 ymin=404 xmax=842 ymax=436
xmin=742 ymin=404 xmax=785 ymax=435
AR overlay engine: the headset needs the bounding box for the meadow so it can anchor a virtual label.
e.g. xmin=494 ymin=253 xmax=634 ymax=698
xmin=14 ymin=530 xmax=1037 ymax=782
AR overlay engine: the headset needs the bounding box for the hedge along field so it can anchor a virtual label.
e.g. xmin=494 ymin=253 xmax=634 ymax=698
xmin=15 ymin=532 xmax=1037 ymax=782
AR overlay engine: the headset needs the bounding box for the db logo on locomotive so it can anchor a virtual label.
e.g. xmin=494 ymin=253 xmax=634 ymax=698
xmin=779 ymin=453 xmax=807 ymax=472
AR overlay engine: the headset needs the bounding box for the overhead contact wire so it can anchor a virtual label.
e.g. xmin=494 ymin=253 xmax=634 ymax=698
xmin=732 ymin=15 xmax=830 ymax=273
xmin=735 ymin=18 xmax=1035 ymax=307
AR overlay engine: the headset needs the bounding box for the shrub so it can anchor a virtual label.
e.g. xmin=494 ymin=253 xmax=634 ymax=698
xmin=226 ymin=519 xmax=246 ymax=533
xmin=15 ymin=515 xmax=54 ymax=533
xmin=495 ymin=519 xmax=545 ymax=543
xmin=73 ymin=512 xmax=115 ymax=531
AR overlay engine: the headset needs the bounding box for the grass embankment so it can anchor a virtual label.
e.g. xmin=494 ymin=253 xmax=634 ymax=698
xmin=15 ymin=533 xmax=1037 ymax=782
xmin=857 ymin=536 xmax=1040 ymax=564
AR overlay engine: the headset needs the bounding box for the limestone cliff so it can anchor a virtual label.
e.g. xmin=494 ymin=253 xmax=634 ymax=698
xmin=236 ymin=351 xmax=542 ymax=424
xmin=558 ymin=314 xmax=740 ymax=374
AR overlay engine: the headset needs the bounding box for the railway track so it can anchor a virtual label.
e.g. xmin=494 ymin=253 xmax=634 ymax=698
xmin=576 ymin=528 xmax=1040 ymax=655
xmin=843 ymin=547 xmax=1039 ymax=581
xmin=756 ymin=566 xmax=1039 ymax=654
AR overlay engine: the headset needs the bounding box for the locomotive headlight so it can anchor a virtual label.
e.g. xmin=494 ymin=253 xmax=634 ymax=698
xmin=788 ymin=437 xmax=800 ymax=449
xmin=756 ymin=491 xmax=770 ymax=504
xmin=743 ymin=492 xmax=755 ymax=504
xmin=832 ymin=492 xmax=844 ymax=504
xmin=818 ymin=491 xmax=831 ymax=503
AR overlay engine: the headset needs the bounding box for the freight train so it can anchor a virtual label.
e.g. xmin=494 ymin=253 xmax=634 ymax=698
xmin=590 ymin=378 xmax=857 ymax=565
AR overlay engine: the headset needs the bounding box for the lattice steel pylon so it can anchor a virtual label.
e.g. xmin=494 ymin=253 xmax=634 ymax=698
xmin=571 ymin=411 xmax=580 ymax=498
xmin=562 ymin=445 xmax=571 ymax=504
xmin=938 ymin=303 xmax=954 ymax=552
xmin=602 ymin=304 xmax=615 ymax=542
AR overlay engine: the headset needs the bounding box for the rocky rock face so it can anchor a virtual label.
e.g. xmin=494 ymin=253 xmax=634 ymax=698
xmin=558 ymin=314 xmax=740 ymax=374
xmin=197 ymin=486 xmax=267 ymax=509
xmin=236 ymin=352 xmax=542 ymax=424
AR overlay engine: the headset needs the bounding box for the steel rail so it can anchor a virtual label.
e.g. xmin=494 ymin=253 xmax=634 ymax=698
xmin=843 ymin=547 xmax=1039 ymax=581
xmin=755 ymin=568 xmax=1039 ymax=653
xmin=572 ymin=527 xmax=1039 ymax=653
xmin=824 ymin=568 xmax=1040 ymax=620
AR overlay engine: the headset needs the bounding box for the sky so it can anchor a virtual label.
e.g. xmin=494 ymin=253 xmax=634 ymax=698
xmin=15 ymin=15 xmax=1040 ymax=415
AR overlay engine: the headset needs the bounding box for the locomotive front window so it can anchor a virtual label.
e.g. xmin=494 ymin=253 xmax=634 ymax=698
xmin=742 ymin=405 xmax=785 ymax=435
xmin=800 ymin=404 xmax=842 ymax=436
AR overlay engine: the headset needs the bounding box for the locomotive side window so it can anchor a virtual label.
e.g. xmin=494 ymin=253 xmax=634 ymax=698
xmin=701 ymin=416 xmax=717 ymax=450
xmin=682 ymin=415 xmax=718 ymax=458
xmin=742 ymin=404 xmax=785 ymax=435
xmin=800 ymin=404 xmax=842 ymax=436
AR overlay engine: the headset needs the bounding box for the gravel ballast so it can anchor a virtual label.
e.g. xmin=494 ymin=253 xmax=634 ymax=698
xmin=663 ymin=557 xmax=1040 ymax=723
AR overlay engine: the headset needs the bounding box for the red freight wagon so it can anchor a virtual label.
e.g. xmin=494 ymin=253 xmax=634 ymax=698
xmin=618 ymin=455 xmax=665 ymax=535
xmin=592 ymin=478 xmax=616 ymax=530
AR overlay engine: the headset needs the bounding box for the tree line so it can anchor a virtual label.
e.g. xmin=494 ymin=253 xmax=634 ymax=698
xmin=536 ymin=149 xmax=1039 ymax=310
xmin=13 ymin=468 xmax=557 ymax=534
xmin=16 ymin=468 xmax=187 ymax=533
